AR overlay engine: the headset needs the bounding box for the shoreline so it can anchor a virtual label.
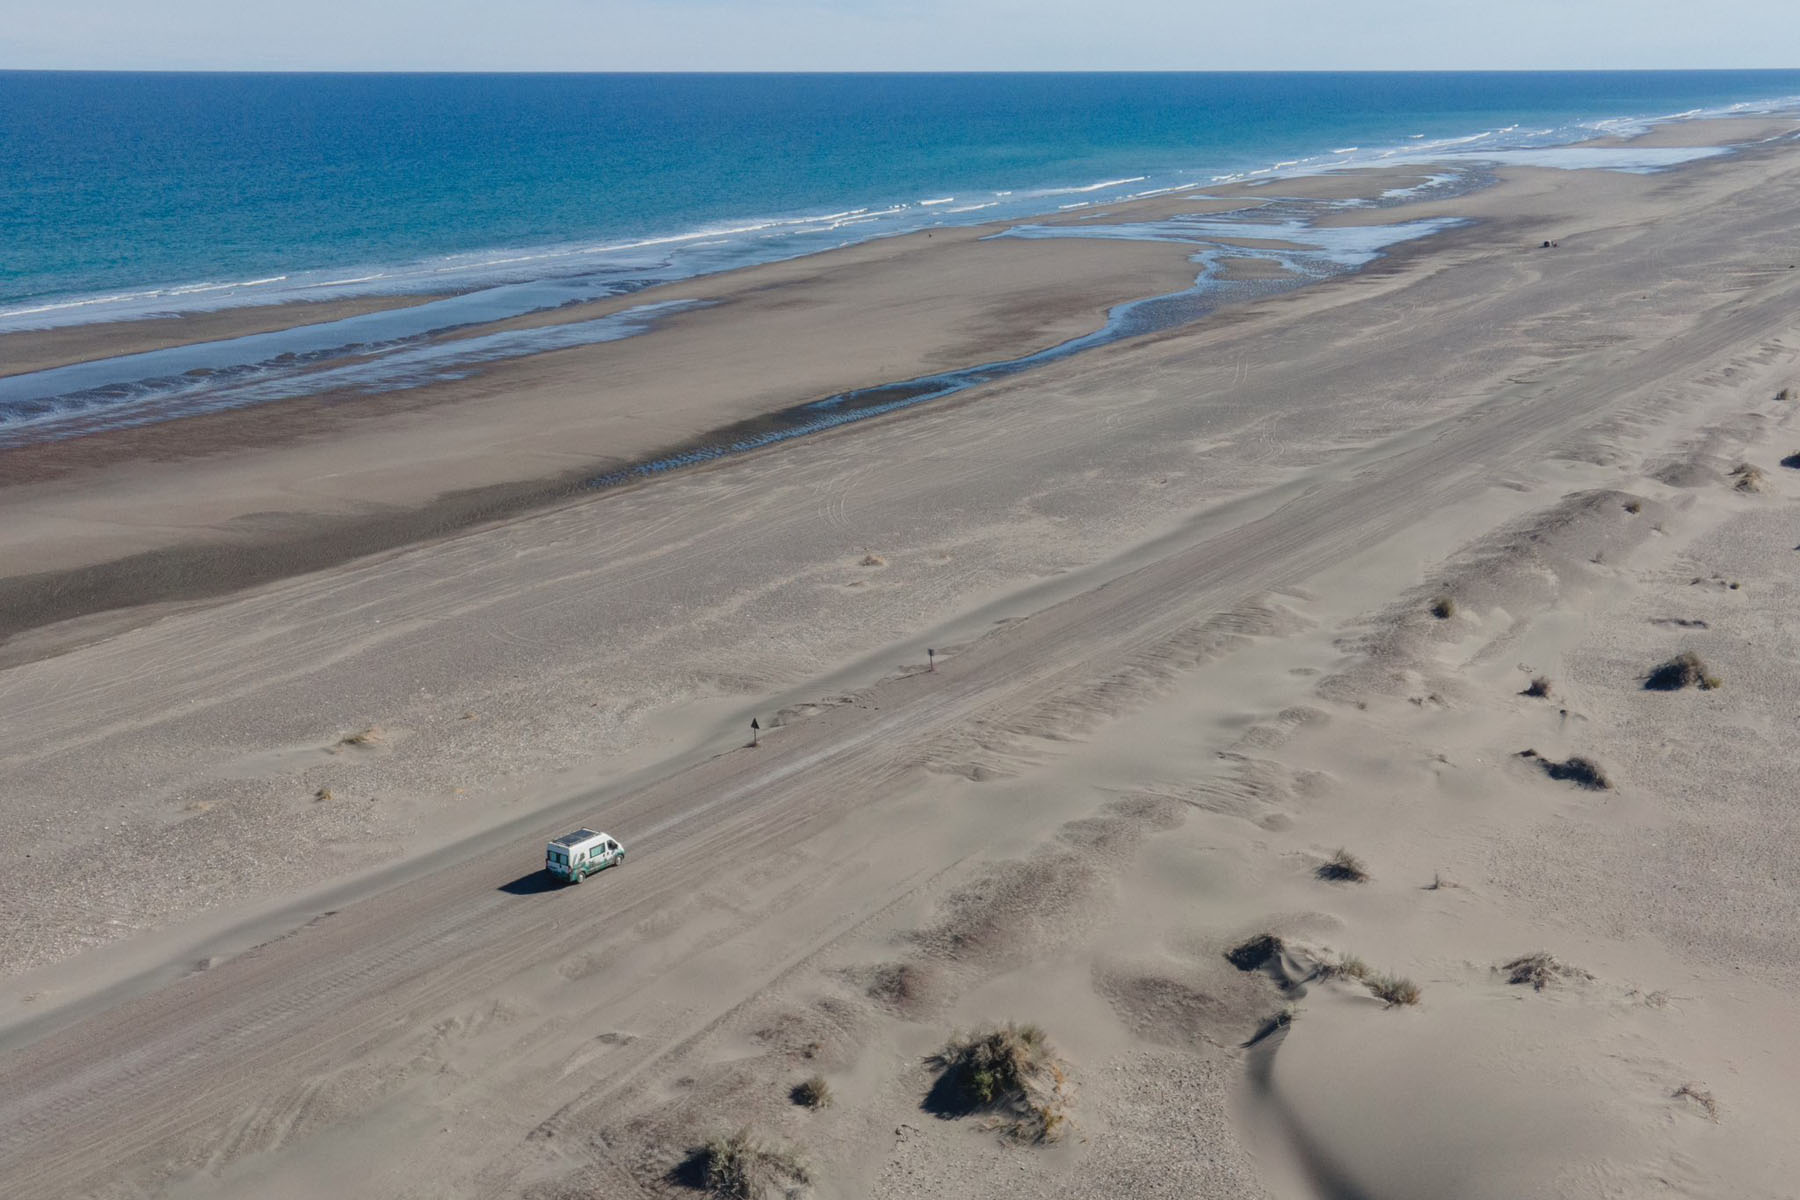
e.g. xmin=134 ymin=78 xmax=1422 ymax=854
xmin=0 ymin=168 xmax=1459 ymax=661
xmin=0 ymin=115 xmax=1793 ymax=669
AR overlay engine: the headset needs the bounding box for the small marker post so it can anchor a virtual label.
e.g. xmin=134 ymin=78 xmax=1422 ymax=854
xmin=927 ymin=648 xmax=936 ymax=673
xmin=750 ymin=717 xmax=760 ymax=747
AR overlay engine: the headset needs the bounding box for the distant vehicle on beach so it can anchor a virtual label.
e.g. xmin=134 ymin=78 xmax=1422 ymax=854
xmin=545 ymin=829 xmax=625 ymax=884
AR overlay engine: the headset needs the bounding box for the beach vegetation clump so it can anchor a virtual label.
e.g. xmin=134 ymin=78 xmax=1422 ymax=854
xmin=926 ymin=1023 xmax=1069 ymax=1142
xmin=1623 ymin=499 xmax=1643 ymax=514
xmin=858 ymin=552 xmax=887 ymax=567
xmin=1516 ymin=749 xmax=1611 ymax=790
xmin=1780 ymin=451 xmax=1800 ymax=470
xmin=1730 ymin=463 xmax=1765 ymax=493
xmin=1500 ymin=952 xmax=1593 ymax=991
xmin=1316 ymin=848 xmax=1370 ymax=883
xmin=1522 ymin=675 xmax=1553 ymax=698
xmin=1225 ymin=933 xmax=1284 ymax=972
xmin=689 ymin=1127 xmax=812 ymax=1199
xmin=1318 ymin=954 xmax=1418 ymax=1006
xmin=314 ymin=786 xmax=335 ymax=802
xmin=1318 ymin=954 xmax=1370 ymax=982
xmin=1429 ymin=595 xmax=1457 ymax=620
xmin=791 ymin=1075 xmax=832 ymax=1110
xmin=1644 ymin=651 xmax=1720 ymax=692
xmin=1367 ymin=973 xmax=1423 ymax=1007
xmin=336 ymin=725 xmax=385 ymax=749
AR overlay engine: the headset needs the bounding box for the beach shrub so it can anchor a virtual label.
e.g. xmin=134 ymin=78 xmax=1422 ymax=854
xmin=1644 ymin=651 xmax=1720 ymax=692
xmin=791 ymin=1075 xmax=832 ymax=1110
xmin=1730 ymin=464 xmax=1765 ymax=493
xmin=1522 ymin=675 xmax=1553 ymax=698
xmin=1367 ymin=974 xmax=1422 ymax=1007
xmin=1517 ymin=749 xmax=1611 ymax=790
xmin=1316 ymin=848 xmax=1369 ymax=883
xmin=1623 ymin=499 xmax=1643 ymax=513
xmin=926 ymin=1023 xmax=1069 ymax=1142
xmin=1500 ymin=952 xmax=1593 ymax=991
xmin=1780 ymin=451 xmax=1800 ymax=469
xmin=1430 ymin=595 xmax=1456 ymax=620
xmin=690 ymin=1128 xmax=811 ymax=1199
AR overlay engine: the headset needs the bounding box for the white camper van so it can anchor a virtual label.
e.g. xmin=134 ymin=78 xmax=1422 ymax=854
xmin=546 ymin=829 xmax=625 ymax=884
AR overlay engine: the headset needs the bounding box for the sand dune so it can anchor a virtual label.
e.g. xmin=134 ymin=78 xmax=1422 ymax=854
xmin=3 ymin=119 xmax=1800 ymax=1198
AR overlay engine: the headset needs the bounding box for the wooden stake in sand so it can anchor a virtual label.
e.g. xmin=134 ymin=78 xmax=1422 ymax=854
xmin=928 ymin=648 xmax=936 ymax=673
xmin=750 ymin=717 xmax=760 ymax=747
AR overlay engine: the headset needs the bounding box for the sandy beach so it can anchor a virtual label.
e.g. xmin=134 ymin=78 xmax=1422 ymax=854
xmin=4 ymin=115 xmax=1800 ymax=1199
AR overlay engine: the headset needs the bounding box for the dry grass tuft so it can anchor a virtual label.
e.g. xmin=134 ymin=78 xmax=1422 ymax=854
xmin=1673 ymin=1083 xmax=1720 ymax=1122
xmin=1516 ymin=749 xmax=1611 ymax=790
xmin=791 ymin=1075 xmax=832 ymax=1110
xmin=1522 ymin=675 xmax=1553 ymax=698
xmin=1644 ymin=650 xmax=1721 ymax=692
xmin=926 ymin=1023 xmax=1070 ymax=1143
xmin=858 ymin=553 xmax=887 ymax=568
xmin=1225 ymin=933 xmax=1284 ymax=972
xmin=313 ymin=786 xmax=335 ymax=802
xmin=1780 ymin=387 xmax=1795 ymax=403
xmin=1318 ymin=954 xmax=1418 ymax=1005
xmin=1730 ymin=463 xmax=1766 ymax=493
xmin=1500 ymin=952 xmax=1594 ymax=991
xmin=1367 ymin=974 xmax=1423 ymax=1007
xmin=336 ymin=725 xmax=385 ymax=749
xmin=1429 ymin=595 xmax=1456 ymax=620
xmin=1316 ymin=848 xmax=1369 ymax=883
xmin=692 ymin=1127 xmax=812 ymax=1199
xmin=1318 ymin=954 xmax=1370 ymax=982
xmin=1623 ymin=498 xmax=1643 ymax=514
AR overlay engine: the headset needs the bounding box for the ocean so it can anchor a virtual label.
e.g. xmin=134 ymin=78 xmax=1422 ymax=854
xmin=3 ymin=71 xmax=1800 ymax=448
xmin=6 ymin=71 xmax=1800 ymax=326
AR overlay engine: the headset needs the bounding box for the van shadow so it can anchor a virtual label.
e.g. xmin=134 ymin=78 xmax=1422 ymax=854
xmin=498 ymin=871 xmax=564 ymax=896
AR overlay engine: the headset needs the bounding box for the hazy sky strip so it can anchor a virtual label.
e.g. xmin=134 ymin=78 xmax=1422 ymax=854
xmin=3 ymin=0 xmax=1798 ymax=71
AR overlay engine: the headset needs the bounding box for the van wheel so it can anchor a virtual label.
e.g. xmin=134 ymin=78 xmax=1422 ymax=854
xmin=616 ymin=853 xmax=625 ymax=866
xmin=570 ymin=869 xmax=582 ymax=885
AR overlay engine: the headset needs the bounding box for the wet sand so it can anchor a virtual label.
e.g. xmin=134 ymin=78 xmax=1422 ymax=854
xmin=0 ymin=293 xmax=445 ymax=378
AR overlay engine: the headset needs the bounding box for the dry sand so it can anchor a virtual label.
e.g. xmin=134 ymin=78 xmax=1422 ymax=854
xmin=4 ymin=118 xmax=1800 ymax=1199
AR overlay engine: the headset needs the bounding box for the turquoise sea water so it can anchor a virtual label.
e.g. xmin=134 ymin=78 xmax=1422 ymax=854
xmin=2 ymin=71 xmax=1799 ymax=449
xmin=5 ymin=71 xmax=1800 ymax=325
